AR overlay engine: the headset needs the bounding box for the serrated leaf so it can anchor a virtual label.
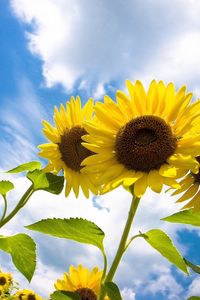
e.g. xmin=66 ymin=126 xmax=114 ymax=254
xmin=26 ymin=218 xmax=105 ymax=253
xmin=7 ymin=161 xmax=41 ymax=173
xmin=103 ymin=282 xmax=122 ymax=300
xmin=0 ymin=234 xmax=36 ymax=281
xmin=184 ymin=259 xmax=200 ymax=274
xmin=0 ymin=181 xmax=14 ymax=196
xmin=162 ymin=209 xmax=200 ymax=227
xmin=51 ymin=291 xmax=81 ymax=300
xmin=27 ymin=170 xmax=64 ymax=194
xmin=187 ymin=297 xmax=200 ymax=300
xmin=142 ymin=229 xmax=188 ymax=274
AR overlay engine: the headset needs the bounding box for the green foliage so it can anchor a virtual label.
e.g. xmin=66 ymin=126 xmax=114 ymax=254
xmin=103 ymin=282 xmax=122 ymax=300
xmin=162 ymin=209 xmax=200 ymax=227
xmin=26 ymin=218 xmax=105 ymax=253
xmin=0 ymin=181 xmax=14 ymax=196
xmin=142 ymin=229 xmax=188 ymax=274
xmin=0 ymin=234 xmax=36 ymax=281
xmin=27 ymin=170 xmax=64 ymax=194
xmin=187 ymin=297 xmax=200 ymax=300
xmin=51 ymin=291 xmax=81 ymax=300
xmin=7 ymin=161 xmax=41 ymax=173
xmin=184 ymin=258 xmax=200 ymax=274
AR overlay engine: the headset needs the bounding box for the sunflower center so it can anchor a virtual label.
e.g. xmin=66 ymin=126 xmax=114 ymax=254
xmin=76 ymin=288 xmax=97 ymax=300
xmin=59 ymin=126 xmax=93 ymax=172
xmin=192 ymin=156 xmax=200 ymax=183
xmin=115 ymin=115 xmax=177 ymax=172
xmin=0 ymin=277 xmax=6 ymax=285
xmin=27 ymin=295 xmax=36 ymax=300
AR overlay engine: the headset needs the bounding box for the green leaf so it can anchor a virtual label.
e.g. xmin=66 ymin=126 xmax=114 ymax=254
xmin=7 ymin=161 xmax=41 ymax=173
xmin=51 ymin=291 xmax=81 ymax=300
xmin=187 ymin=297 xmax=200 ymax=300
xmin=142 ymin=229 xmax=188 ymax=274
xmin=162 ymin=209 xmax=200 ymax=227
xmin=184 ymin=258 xmax=200 ymax=274
xmin=0 ymin=181 xmax=14 ymax=196
xmin=0 ymin=233 xmax=36 ymax=281
xmin=26 ymin=218 xmax=105 ymax=253
xmin=103 ymin=282 xmax=122 ymax=300
xmin=27 ymin=170 xmax=64 ymax=194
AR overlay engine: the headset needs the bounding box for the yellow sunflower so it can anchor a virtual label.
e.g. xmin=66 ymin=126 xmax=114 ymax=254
xmin=171 ymin=157 xmax=200 ymax=211
xmin=0 ymin=271 xmax=12 ymax=292
xmin=55 ymin=265 xmax=109 ymax=300
xmin=38 ymin=96 xmax=98 ymax=198
xmin=14 ymin=289 xmax=42 ymax=300
xmin=81 ymin=80 xmax=200 ymax=197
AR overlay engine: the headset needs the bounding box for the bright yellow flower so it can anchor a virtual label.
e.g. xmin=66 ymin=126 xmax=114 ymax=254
xmin=55 ymin=265 xmax=109 ymax=300
xmin=14 ymin=289 xmax=42 ymax=300
xmin=81 ymin=80 xmax=200 ymax=197
xmin=38 ymin=97 xmax=98 ymax=198
xmin=0 ymin=272 xmax=12 ymax=292
xmin=172 ymin=157 xmax=200 ymax=211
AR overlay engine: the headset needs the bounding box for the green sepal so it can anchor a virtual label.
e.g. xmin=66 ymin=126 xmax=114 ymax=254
xmin=162 ymin=209 xmax=200 ymax=227
xmin=142 ymin=229 xmax=188 ymax=274
xmin=0 ymin=233 xmax=36 ymax=281
xmin=27 ymin=169 xmax=64 ymax=194
xmin=6 ymin=161 xmax=41 ymax=173
xmin=103 ymin=282 xmax=122 ymax=300
xmin=0 ymin=181 xmax=14 ymax=196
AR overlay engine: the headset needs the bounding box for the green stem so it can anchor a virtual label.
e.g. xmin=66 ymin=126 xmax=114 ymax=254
xmin=101 ymin=251 xmax=108 ymax=283
xmin=0 ymin=184 xmax=34 ymax=229
xmin=0 ymin=195 xmax=8 ymax=221
xmin=98 ymin=195 xmax=140 ymax=300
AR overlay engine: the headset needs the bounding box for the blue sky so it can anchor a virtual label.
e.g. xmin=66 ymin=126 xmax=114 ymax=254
xmin=1 ymin=1 xmax=200 ymax=299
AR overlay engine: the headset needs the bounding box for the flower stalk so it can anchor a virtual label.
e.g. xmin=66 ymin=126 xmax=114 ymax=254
xmin=98 ymin=194 xmax=140 ymax=300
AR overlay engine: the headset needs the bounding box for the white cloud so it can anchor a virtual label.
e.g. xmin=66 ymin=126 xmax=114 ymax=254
xmin=187 ymin=277 xmax=200 ymax=297
xmin=0 ymin=77 xmax=45 ymax=169
xmin=10 ymin=0 xmax=200 ymax=93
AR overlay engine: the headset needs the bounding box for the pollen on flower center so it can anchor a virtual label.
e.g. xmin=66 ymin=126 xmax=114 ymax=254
xmin=59 ymin=126 xmax=93 ymax=172
xmin=0 ymin=277 xmax=6 ymax=285
xmin=76 ymin=287 xmax=97 ymax=300
xmin=115 ymin=115 xmax=177 ymax=172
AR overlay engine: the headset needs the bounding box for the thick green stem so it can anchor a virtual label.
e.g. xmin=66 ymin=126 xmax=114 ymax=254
xmin=0 ymin=195 xmax=8 ymax=221
xmin=98 ymin=195 xmax=140 ymax=300
xmin=106 ymin=195 xmax=140 ymax=281
xmin=0 ymin=184 xmax=34 ymax=229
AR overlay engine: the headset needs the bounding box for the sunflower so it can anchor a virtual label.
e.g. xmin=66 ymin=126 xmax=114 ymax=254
xmin=171 ymin=156 xmax=200 ymax=211
xmin=0 ymin=272 xmax=12 ymax=292
xmin=38 ymin=96 xmax=98 ymax=198
xmin=81 ymin=80 xmax=200 ymax=197
xmin=55 ymin=265 xmax=109 ymax=300
xmin=14 ymin=289 xmax=42 ymax=300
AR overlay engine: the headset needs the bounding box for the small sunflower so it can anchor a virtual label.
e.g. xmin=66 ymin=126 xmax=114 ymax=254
xmin=0 ymin=272 xmax=12 ymax=292
xmin=55 ymin=265 xmax=109 ymax=300
xmin=172 ymin=156 xmax=200 ymax=211
xmin=82 ymin=80 xmax=200 ymax=197
xmin=38 ymin=97 xmax=98 ymax=198
xmin=14 ymin=289 xmax=42 ymax=300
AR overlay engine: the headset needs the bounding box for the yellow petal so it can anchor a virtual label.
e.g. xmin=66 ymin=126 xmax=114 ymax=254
xmin=134 ymin=173 xmax=148 ymax=197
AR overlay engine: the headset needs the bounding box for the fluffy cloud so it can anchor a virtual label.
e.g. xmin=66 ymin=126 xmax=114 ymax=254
xmin=10 ymin=0 xmax=200 ymax=93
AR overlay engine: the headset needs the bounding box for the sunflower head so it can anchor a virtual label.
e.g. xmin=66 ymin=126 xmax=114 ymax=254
xmin=82 ymin=80 xmax=200 ymax=198
xmin=38 ymin=96 xmax=99 ymax=198
xmin=55 ymin=265 xmax=109 ymax=300
xmin=0 ymin=272 xmax=12 ymax=291
xmin=14 ymin=289 xmax=42 ymax=300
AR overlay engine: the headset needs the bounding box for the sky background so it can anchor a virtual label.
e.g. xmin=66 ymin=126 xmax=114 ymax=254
xmin=1 ymin=1 xmax=200 ymax=299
